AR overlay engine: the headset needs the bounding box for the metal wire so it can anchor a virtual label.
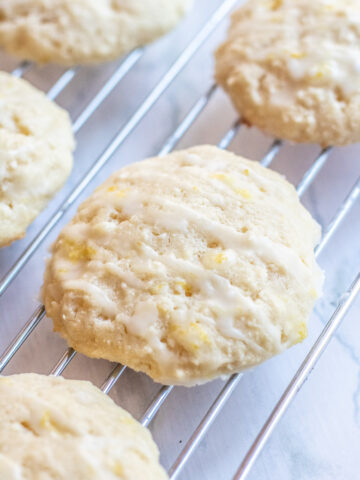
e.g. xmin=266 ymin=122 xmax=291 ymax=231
xmin=296 ymin=147 xmax=332 ymax=197
xmin=49 ymin=348 xmax=76 ymax=376
xmin=101 ymin=364 xmax=127 ymax=394
xmin=158 ymin=83 xmax=218 ymax=156
xmin=297 ymin=148 xmax=331 ymax=199
xmin=101 ymin=360 xmax=173 ymax=426
xmin=0 ymin=305 xmax=45 ymax=373
xmin=0 ymin=0 xmax=237 ymax=299
xmin=99 ymin=363 xmax=172 ymax=427
xmin=140 ymin=386 xmax=174 ymax=427
xmin=167 ymin=177 xmax=360 ymax=478
xmin=72 ymin=49 xmax=143 ymax=133
xmin=218 ymin=118 xmax=242 ymax=149
xmin=11 ymin=60 xmax=32 ymax=78
xmin=260 ymin=139 xmax=283 ymax=167
xmin=169 ymin=374 xmax=243 ymax=479
xmin=47 ymin=68 xmax=77 ymax=100
xmin=315 ymin=177 xmax=360 ymax=257
xmin=233 ymin=272 xmax=360 ymax=480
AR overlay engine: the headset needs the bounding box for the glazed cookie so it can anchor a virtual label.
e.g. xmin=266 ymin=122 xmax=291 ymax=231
xmin=0 ymin=72 xmax=74 ymax=247
xmin=215 ymin=0 xmax=360 ymax=146
xmin=0 ymin=373 xmax=168 ymax=479
xmin=0 ymin=0 xmax=193 ymax=65
xmin=43 ymin=146 xmax=323 ymax=386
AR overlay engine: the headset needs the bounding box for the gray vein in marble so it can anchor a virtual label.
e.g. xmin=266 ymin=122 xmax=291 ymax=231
xmin=313 ymin=262 xmax=360 ymax=427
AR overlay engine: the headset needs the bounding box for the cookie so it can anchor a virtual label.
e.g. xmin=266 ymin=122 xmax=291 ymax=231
xmin=0 ymin=71 xmax=74 ymax=247
xmin=42 ymin=145 xmax=323 ymax=386
xmin=214 ymin=0 xmax=360 ymax=146
xmin=0 ymin=373 xmax=167 ymax=479
xmin=0 ymin=0 xmax=193 ymax=65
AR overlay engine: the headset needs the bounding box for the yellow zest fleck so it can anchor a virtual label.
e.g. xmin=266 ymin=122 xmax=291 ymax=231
xmin=297 ymin=323 xmax=308 ymax=343
xmin=271 ymin=0 xmax=283 ymax=9
xmin=150 ymin=283 xmax=164 ymax=294
xmin=309 ymin=62 xmax=331 ymax=82
xmin=171 ymin=322 xmax=211 ymax=351
xmin=176 ymin=281 xmax=193 ymax=297
xmin=62 ymin=238 xmax=96 ymax=262
xmin=40 ymin=411 xmax=59 ymax=431
xmin=236 ymin=188 xmax=252 ymax=200
xmin=121 ymin=416 xmax=135 ymax=426
xmin=309 ymin=288 xmax=318 ymax=299
xmin=263 ymin=0 xmax=283 ymax=10
xmin=243 ymin=169 xmax=250 ymax=176
xmin=202 ymin=251 xmax=228 ymax=269
xmin=40 ymin=411 xmax=51 ymax=429
xmin=157 ymin=304 xmax=168 ymax=317
xmin=214 ymin=253 xmax=227 ymax=264
xmin=290 ymin=51 xmax=306 ymax=59
xmin=211 ymin=172 xmax=232 ymax=184
xmin=107 ymin=186 xmax=129 ymax=198
xmin=57 ymin=268 xmax=68 ymax=274
xmin=13 ymin=114 xmax=31 ymax=136
xmin=189 ymin=322 xmax=211 ymax=345
xmin=192 ymin=186 xmax=199 ymax=192
xmin=211 ymin=174 xmax=252 ymax=199
xmin=170 ymin=323 xmax=180 ymax=333
xmin=112 ymin=462 xmax=124 ymax=476
xmin=169 ymin=324 xmax=187 ymax=342
xmin=281 ymin=331 xmax=288 ymax=343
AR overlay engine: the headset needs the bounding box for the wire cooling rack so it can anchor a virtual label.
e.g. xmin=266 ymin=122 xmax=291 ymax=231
xmin=0 ymin=1 xmax=359 ymax=479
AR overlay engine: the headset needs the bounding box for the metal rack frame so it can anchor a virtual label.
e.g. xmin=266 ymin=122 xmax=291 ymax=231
xmin=0 ymin=1 xmax=359 ymax=478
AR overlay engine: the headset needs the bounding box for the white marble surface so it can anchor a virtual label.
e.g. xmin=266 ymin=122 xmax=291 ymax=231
xmin=0 ymin=1 xmax=359 ymax=479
